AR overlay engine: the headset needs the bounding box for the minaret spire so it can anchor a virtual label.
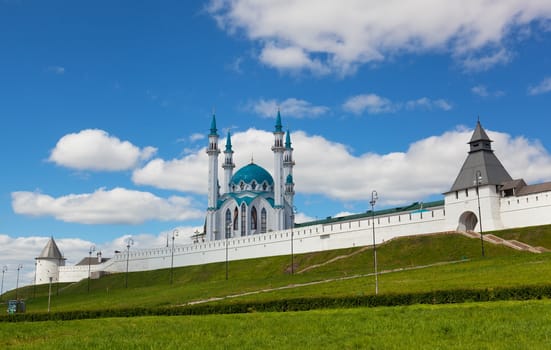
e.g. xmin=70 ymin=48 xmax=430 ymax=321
xmin=272 ymin=109 xmax=285 ymax=230
xmin=206 ymin=112 xmax=221 ymax=240
xmin=222 ymin=131 xmax=235 ymax=194
xmin=283 ymin=129 xmax=295 ymax=221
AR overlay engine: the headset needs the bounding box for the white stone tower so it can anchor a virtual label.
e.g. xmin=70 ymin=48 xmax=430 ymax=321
xmin=35 ymin=237 xmax=66 ymax=285
xmin=283 ymin=129 xmax=295 ymax=226
xmin=445 ymin=121 xmax=512 ymax=232
xmin=222 ymin=131 xmax=235 ymax=195
xmin=271 ymin=110 xmax=285 ymax=230
xmin=206 ymin=113 xmax=220 ymax=240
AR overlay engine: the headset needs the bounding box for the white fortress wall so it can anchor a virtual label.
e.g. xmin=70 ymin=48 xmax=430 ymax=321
xmin=68 ymin=206 xmax=447 ymax=281
xmin=500 ymin=191 xmax=551 ymax=229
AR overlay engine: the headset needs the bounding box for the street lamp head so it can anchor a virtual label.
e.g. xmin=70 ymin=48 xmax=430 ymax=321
xmin=474 ymin=170 xmax=483 ymax=185
xmin=17 ymin=264 xmax=23 ymax=270
xmin=370 ymin=190 xmax=378 ymax=206
xmin=126 ymin=238 xmax=134 ymax=249
xmin=89 ymin=245 xmax=96 ymax=254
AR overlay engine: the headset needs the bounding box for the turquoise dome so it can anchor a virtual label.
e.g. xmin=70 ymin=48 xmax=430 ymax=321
xmin=230 ymin=163 xmax=273 ymax=189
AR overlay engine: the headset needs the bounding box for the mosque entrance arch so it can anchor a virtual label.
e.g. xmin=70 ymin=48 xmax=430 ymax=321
xmin=457 ymin=211 xmax=478 ymax=232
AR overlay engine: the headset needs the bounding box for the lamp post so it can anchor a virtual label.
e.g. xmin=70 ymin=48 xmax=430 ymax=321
xmin=88 ymin=245 xmax=96 ymax=293
xmin=290 ymin=206 xmax=297 ymax=274
xmin=475 ymin=170 xmax=485 ymax=257
xmin=15 ymin=264 xmax=23 ymax=300
xmin=48 ymin=276 xmax=52 ymax=313
xmin=1 ymin=266 xmax=7 ymax=301
xmin=370 ymin=191 xmax=379 ymax=295
xmin=125 ymin=238 xmax=134 ymax=288
xmin=226 ymin=224 xmax=230 ymax=280
xmin=170 ymin=230 xmax=178 ymax=284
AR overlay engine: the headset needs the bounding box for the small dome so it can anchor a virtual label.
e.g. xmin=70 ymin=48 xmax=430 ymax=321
xmin=230 ymin=163 xmax=273 ymax=190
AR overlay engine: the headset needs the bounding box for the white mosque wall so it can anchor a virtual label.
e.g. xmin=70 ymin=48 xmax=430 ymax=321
xmin=500 ymin=190 xmax=551 ymax=229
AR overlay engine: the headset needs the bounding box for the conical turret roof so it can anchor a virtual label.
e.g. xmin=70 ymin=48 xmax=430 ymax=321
xmin=448 ymin=121 xmax=512 ymax=192
xmin=36 ymin=237 xmax=65 ymax=260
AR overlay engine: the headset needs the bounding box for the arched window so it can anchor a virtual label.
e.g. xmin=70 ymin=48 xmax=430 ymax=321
xmin=261 ymin=208 xmax=267 ymax=233
xmin=233 ymin=207 xmax=238 ymax=230
xmin=251 ymin=181 xmax=256 ymax=190
xmin=225 ymin=209 xmax=232 ymax=238
xmin=240 ymin=181 xmax=245 ymax=190
xmin=251 ymin=207 xmax=257 ymax=230
xmin=241 ymin=203 xmax=247 ymax=236
xmin=262 ymin=182 xmax=267 ymax=191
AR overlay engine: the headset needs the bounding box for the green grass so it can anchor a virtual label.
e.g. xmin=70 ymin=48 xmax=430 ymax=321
xmin=1 ymin=300 xmax=551 ymax=349
xmin=489 ymin=224 xmax=551 ymax=249
xmin=1 ymin=231 xmax=544 ymax=313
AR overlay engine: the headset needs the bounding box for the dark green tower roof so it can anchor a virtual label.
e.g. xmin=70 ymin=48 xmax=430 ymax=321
xmin=275 ymin=109 xmax=283 ymax=132
xmin=225 ymin=131 xmax=232 ymax=152
xmin=209 ymin=113 xmax=218 ymax=136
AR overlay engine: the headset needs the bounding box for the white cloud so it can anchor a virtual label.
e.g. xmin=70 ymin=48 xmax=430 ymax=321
xmin=207 ymin=0 xmax=551 ymax=74
xmin=343 ymin=94 xmax=396 ymax=115
xmin=47 ymin=66 xmax=65 ymax=74
xmin=259 ymin=43 xmax=330 ymax=74
xmin=405 ymin=98 xmax=452 ymax=111
xmin=131 ymin=126 xmax=551 ymax=205
xmin=248 ymin=98 xmax=329 ymax=118
xmin=132 ymin=151 xmax=208 ymax=193
xmin=11 ymin=187 xmax=203 ymax=224
xmin=49 ymin=129 xmax=157 ymax=171
xmin=343 ymin=94 xmax=451 ymax=115
xmin=189 ymin=133 xmax=206 ymax=142
xmin=528 ymin=76 xmax=551 ymax=95
xmin=471 ymin=84 xmax=505 ymax=97
xmin=461 ymin=48 xmax=512 ymax=72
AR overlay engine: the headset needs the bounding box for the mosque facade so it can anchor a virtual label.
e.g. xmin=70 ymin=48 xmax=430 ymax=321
xmin=205 ymin=111 xmax=295 ymax=241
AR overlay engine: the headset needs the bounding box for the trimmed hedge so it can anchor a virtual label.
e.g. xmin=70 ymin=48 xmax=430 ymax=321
xmin=2 ymin=284 xmax=550 ymax=323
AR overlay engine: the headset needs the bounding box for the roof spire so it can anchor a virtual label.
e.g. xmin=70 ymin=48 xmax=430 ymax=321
xmin=285 ymin=129 xmax=292 ymax=148
xmin=209 ymin=111 xmax=218 ymax=136
xmin=251 ymin=154 xmax=254 ymax=164
xmin=275 ymin=108 xmax=283 ymax=132
xmin=225 ymin=131 xmax=232 ymax=152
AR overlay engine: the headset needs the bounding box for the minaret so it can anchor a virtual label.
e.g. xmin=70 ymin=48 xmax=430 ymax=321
xmin=35 ymin=237 xmax=66 ymax=285
xmin=206 ymin=113 xmax=220 ymax=240
xmin=222 ymin=131 xmax=235 ymax=194
xmin=271 ymin=109 xmax=285 ymax=230
xmin=283 ymin=129 xmax=295 ymax=217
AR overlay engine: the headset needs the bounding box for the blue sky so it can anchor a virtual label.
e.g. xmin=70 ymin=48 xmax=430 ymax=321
xmin=1 ymin=1 xmax=551 ymax=290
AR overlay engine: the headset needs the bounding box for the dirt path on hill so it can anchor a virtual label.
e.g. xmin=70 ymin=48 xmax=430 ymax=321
xmin=184 ymin=259 xmax=470 ymax=306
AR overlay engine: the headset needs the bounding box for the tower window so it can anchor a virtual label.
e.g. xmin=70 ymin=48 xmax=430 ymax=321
xmin=251 ymin=181 xmax=256 ymax=190
xmin=262 ymin=182 xmax=267 ymax=191
xmin=240 ymin=181 xmax=244 ymax=190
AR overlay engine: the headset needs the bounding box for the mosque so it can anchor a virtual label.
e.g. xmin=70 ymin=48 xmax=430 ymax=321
xmin=34 ymin=115 xmax=551 ymax=285
xmin=205 ymin=111 xmax=295 ymax=241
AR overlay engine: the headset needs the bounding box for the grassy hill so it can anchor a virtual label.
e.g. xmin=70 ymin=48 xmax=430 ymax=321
xmin=2 ymin=226 xmax=550 ymax=314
